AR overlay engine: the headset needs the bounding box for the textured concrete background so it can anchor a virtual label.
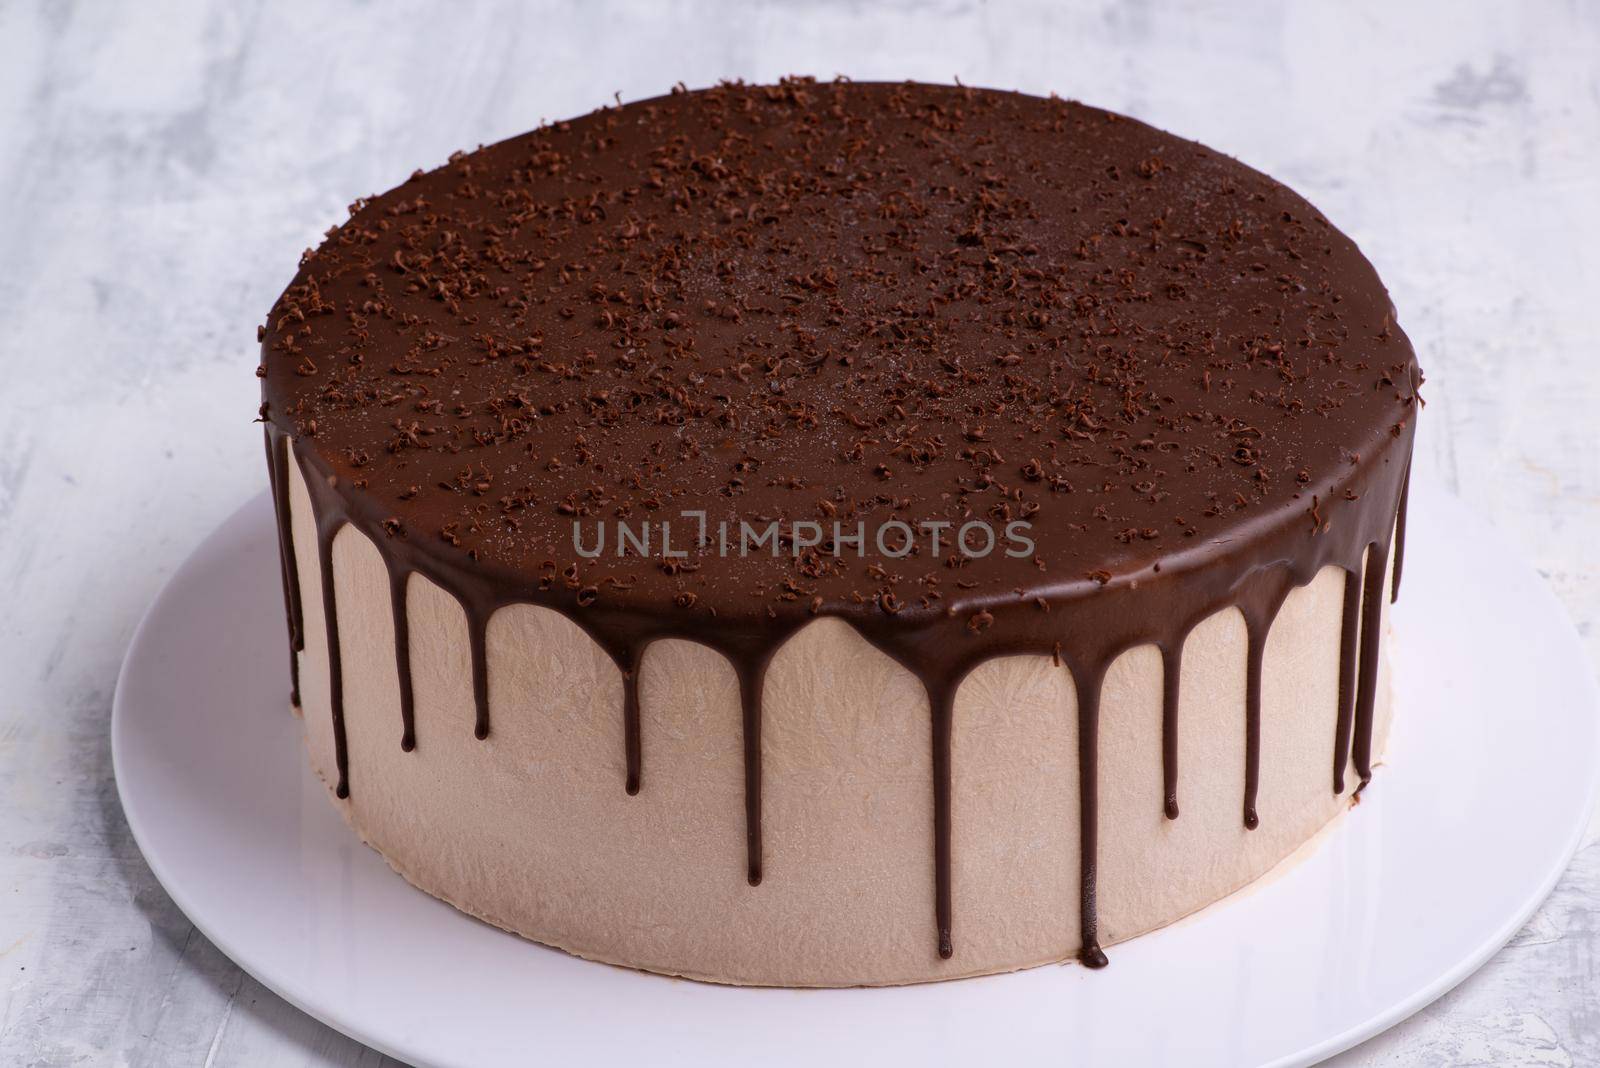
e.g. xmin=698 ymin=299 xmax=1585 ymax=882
xmin=1 ymin=0 xmax=1597 ymax=1063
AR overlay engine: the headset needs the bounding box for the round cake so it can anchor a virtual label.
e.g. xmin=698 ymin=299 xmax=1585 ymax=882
xmin=258 ymin=78 xmax=1420 ymax=986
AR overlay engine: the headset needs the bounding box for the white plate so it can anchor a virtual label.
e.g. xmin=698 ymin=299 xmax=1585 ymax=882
xmin=112 ymin=481 xmax=1598 ymax=1068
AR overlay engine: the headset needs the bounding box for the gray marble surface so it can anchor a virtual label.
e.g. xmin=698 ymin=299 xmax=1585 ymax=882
xmin=2 ymin=1 xmax=1597 ymax=1063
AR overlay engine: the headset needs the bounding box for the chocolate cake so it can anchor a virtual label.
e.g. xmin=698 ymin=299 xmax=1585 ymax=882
xmin=258 ymin=78 xmax=1419 ymax=985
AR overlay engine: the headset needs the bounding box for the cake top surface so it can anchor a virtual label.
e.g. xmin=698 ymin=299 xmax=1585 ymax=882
xmin=261 ymin=78 xmax=1418 ymax=631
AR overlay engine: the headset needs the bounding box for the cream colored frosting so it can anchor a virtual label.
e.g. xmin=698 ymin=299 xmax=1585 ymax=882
xmin=287 ymin=447 xmax=1391 ymax=987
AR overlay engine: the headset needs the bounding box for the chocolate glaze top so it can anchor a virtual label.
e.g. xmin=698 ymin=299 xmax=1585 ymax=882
xmin=261 ymin=78 xmax=1417 ymax=630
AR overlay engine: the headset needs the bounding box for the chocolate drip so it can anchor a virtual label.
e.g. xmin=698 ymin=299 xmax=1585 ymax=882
xmin=930 ymin=682 xmax=955 ymax=958
xmin=1075 ymin=666 xmax=1108 ymax=969
xmin=1241 ymin=582 xmax=1294 ymax=830
xmin=1243 ymin=628 xmax=1266 ymax=831
xmin=1161 ymin=644 xmax=1183 ymax=820
xmin=467 ymin=618 xmax=491 ymax=740
xmin=1392 ymin=461 xmax=1412 ymax=604
xmin=389 ymin=567 xmax=416 ymax=751
xmin=269 ymin=415 xmax=1413 ymax=965
xmin=264 ymin=434 xmax=1415 ymax=960
xmin=1332 ymin=567 xmax=1363 ymax=794
xmin=258 ymin=81 xmax=1422 ymax=970
xmin=263 ymin=427 xmax=302 ymax=706
xmin=621 ymin=651 xmax=643 ymax=796
xmin=292 ymin=440 xmax=351 ymax=799
xmin=1352 ymin=541 xmax=1391 ymax=791
xmin=737 ymin=659 xmax=768 ymax=887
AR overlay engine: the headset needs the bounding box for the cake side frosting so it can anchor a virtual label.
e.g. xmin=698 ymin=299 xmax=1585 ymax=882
xmin=258 ymin=79 xmax=1420 ymax=969
xmin=283 ymin=474 xmax=1397 ymax=985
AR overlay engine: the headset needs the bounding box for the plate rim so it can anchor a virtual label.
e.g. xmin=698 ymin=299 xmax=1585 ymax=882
xmin=111 ymin=483 xmax=1600 ymax=1068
